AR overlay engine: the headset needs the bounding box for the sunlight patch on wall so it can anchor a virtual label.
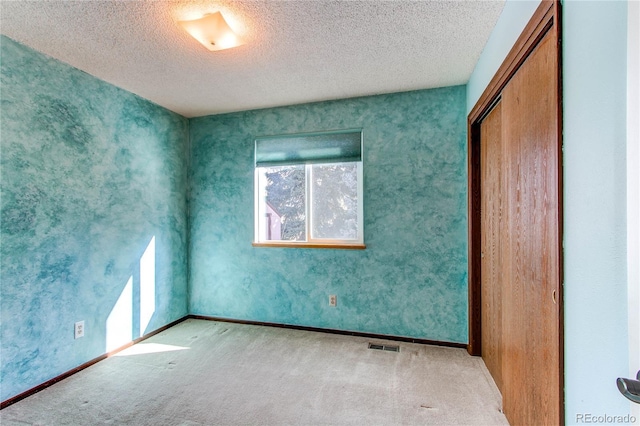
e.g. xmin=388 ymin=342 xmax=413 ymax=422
xmin=140 ymin=236 xmax=156 ymax=336
xmin=106 ymin=276 xmax=133 ymax=352
xmin=105 ymin=236 xmax=158 ymax=354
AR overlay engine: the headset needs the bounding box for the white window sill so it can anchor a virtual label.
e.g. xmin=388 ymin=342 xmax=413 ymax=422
xmin=252 ymin=242 xmax=366 ymax=250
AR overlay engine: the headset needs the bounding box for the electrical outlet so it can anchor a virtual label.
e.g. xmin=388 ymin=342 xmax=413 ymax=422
xmin=74 ymin=321 xmax=85 ymax=339
xmin=329 ymin=295 xmax=337 ymax=307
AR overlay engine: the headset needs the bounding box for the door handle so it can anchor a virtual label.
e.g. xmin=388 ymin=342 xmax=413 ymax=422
xmin=617 ymin=370 xmax=640 ymax=404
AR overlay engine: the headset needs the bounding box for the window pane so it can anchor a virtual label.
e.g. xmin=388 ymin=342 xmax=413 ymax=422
xmin=260 ymin=165 xmax=306 ymax=241
xmin=311 ymin=163 xmax=358 ymax=240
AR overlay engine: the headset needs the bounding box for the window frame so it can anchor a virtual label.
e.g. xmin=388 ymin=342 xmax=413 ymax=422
xmin=252 ymin=130 xmax=365 ymax=249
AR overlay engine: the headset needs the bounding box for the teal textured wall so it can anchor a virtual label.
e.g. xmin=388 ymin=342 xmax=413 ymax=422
xmin=0 ymin=36 xmax=189 ymax=401
xmin=189 ymin=86 xmax=468 ymax=343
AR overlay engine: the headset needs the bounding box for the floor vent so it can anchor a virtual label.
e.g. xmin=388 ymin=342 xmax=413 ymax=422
xmin=368 ymin=343 xmax=400 ymax=352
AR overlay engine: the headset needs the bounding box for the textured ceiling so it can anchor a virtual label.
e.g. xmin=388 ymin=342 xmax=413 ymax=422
xmin=0 ymin=0 xmax=505 ymax=118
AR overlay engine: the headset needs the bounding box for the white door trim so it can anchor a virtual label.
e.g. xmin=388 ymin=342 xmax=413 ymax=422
xmin=627 ymin=0 xmax=639 ymax=418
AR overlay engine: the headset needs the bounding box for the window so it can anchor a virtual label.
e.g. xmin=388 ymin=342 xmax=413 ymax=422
xmin=254 ymin=130 xmax=364 ymax=248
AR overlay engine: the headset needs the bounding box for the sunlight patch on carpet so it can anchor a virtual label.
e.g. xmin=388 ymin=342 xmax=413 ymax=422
xmin=114 ymin=343 xmax=189 ymax=357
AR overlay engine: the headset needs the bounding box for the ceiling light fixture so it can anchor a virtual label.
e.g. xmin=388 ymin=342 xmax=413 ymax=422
xmin=179 ymin=12 xmax=243 ymax=52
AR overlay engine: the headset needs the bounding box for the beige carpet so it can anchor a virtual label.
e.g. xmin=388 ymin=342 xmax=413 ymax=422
xmin=1 ymin=319 xmax=509 ymax=425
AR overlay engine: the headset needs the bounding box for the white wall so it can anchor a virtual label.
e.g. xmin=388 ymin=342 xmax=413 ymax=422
xmin=466 ymin=0 xmax=541 ymax=112
xmin=563 ymin=1 xmax=629 ymax=422
xmin=466 ymin=0 xmax=632 ymax=423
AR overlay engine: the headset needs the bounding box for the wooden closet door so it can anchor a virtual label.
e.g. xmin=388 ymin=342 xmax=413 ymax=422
xmin=501 ymin=27 xmax=560 ymax=425
xmin=480 ymin=101 xmax=504 ymax=393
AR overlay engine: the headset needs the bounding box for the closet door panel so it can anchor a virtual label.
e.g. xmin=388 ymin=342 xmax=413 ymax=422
xmin=500 ymin=28 xmax=560 ymax=426
xmin=480 ymin=101 xmax=504 ymax=393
